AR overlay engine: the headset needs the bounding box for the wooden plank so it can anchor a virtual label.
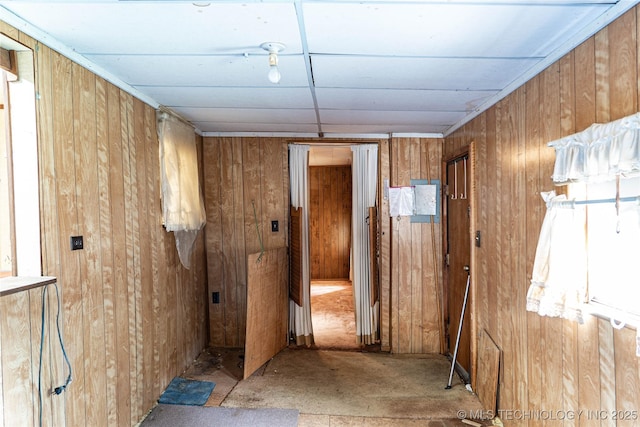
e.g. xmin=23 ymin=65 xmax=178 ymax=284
xmin=262 ymin=139 xmax=287 ymax=250
xmin=396 ymin=138 xmax=412 ymax=353
xmin=244 ymin=248 xmax=288 ymax=379
xmin=574 ymin=34 xmax=601 ymax=427
xmin=389 ymin=138 xmax=400 ymax=352
xmin=309 ymin=166 xmax=321 ymax=279
xmin=243 ymin=138 xmax=262 ymax=258
xmin=477 ymin=330 xmax=500 ymax=413
xmin=575 ymin=37 xmax=596 ymax=132
xmin=595 ymin=26 xmax=611 ymax=124
xmin=524 ymin=75 xmax=543 ymax=418
xmin=74 ymin=62 xmax=108 ymax=427
xmin=0 ymin=293 xmax=34 ymax=427
xmin=33 ymin=41 xmax=65 ymax=427
xmin=378 ymin=139 xmax=391 ymax=351
xmin=613 ymin=328 xmax=639 ymax=427
xmin=95 ymin=75 xmax=118 ymax=427
xmin=220 ymin=138 xmax=239 ymax=346
xmin=409 ymin=138 xmax=422 ymax=354
xmin=609 ymin=8 xmax=637 ymax=120
xmin=233 ymin=139 xmax=247 ymax=346
xmin=559 ymin=52 xmax=580 ymax=427
xmin=108 ymin=85 xmax=131 ymax=427
xmin=120 ymin=90 xmax=139 ymax=426
xmin=132 ymin=98 xmax=153 ymax=412
xmin=203 ymin=138 xmax=224 ymax=347
xmin=53 ymin=52 xmax=86 ymax=427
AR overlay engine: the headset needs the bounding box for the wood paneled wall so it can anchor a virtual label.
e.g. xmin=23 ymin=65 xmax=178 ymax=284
xmin=0 ymin=24 xmax=208 ymax=427
xmin=202 ymin=138 xmax=443 ymax=354
xmin=309 ymin=166 xmax=352 ymax=280
xmin=444 ymin=6 xmax=640 ymax=423
xmin=203 ymin=137 xmax=289 ymax=348
xmin=383 ymin=137 xmax=443 ymax=354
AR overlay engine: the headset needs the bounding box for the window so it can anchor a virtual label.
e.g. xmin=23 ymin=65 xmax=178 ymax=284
xmin=571 ymin=177 xmax=640 ymax=326
xmin=0 ymin=35 xmax=41 ymax=280
xmin=526 ymin=112 xmax=640 ymax=333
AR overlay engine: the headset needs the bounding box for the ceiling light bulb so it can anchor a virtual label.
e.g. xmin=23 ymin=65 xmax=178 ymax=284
xmin=268 ymin=64 xmax=281 ymax=84
xmin=260 ymin=42 xmax=286 ymax=85
xmin=267 ymin=52 xmax=281 ymax=83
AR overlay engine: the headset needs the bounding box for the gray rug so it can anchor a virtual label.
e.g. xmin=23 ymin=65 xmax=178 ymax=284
xmin=139 ymin=404 xmax=298 ymax=427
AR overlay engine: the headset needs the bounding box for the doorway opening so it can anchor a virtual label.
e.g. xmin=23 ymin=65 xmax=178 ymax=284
xmin=442 ymin=145 xmax=476 ymax=386
xmin=308 ymin=147 xmax=359 ymax=350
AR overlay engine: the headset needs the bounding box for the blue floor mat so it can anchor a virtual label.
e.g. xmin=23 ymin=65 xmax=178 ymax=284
xmin=158 ymin=377 xmax=216 ymax=406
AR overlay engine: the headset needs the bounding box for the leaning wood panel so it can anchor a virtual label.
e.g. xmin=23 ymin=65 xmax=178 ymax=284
xmin=244 ymin=248 xmax=288 ymax=379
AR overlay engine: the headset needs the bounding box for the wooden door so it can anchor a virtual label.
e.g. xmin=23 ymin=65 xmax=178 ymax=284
xmin=289 ymin=206 xmax=303 ymax=306
xmin=368 ymin=206 xmax=378 ymax=306
xmin=444 ymin=154 xmax=472 ymax=379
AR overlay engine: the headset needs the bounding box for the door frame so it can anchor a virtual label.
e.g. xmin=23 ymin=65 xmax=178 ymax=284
xmin=441 ymin=142 xmax=478 ymax=388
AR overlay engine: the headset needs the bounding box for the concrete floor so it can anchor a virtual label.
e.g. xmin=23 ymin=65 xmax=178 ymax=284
xmin=178 ymin=283 xmax=488 ymax=426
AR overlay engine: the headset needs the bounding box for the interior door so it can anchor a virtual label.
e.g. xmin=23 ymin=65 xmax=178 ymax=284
xmin=368 ymin=206 xmax=378 ymax=306
xmin=289 ymin=206 xmax=303 ymax=306
xmin=444 ymin=154 xmax=471 ymax=379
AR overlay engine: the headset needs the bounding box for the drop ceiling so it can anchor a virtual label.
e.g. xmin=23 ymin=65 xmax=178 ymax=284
xmin=0 ymin=1 xmax=636 ymax=138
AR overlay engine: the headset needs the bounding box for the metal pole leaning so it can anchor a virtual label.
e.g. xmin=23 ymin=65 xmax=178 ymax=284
xmin=446 ymin=265 xmax=470 ymax=389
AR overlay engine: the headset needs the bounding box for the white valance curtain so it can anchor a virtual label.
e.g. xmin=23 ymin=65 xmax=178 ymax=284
xmin=550 ymin=112 xmax=640 ymax=184
xmin=288 ymin=144 xmax=314 ymax=346
xmin=157 ymin=111 xmax=206 ymax=269
xmin=352 ymin=144 xmax=379 ymax=345
xmin=526 ymin=112 xmax=640 ymax=322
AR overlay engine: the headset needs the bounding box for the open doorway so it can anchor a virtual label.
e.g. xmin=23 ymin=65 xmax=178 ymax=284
xmin=308 ymin=147 xmax=359 ymax=350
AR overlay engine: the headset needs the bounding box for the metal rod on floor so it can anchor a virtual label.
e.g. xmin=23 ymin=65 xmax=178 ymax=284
xmin=446 ymin=266 xmax=470 ymax=389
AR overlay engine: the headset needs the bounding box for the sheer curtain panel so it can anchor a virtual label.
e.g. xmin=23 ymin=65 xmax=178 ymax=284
xmin=288 ymin=144 xmax=314 ymax=346
xmin=157 ymin=111 xmax=206 ymax=269
xmin=351 ymin=144 xmax=379 ymax=345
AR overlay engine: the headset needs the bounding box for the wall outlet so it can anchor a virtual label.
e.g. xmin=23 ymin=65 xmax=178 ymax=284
xmin=212 ymin=292 xmax=220 ymax=304
xmin=271 ymin=220 xmax=279 ymax=232
xmin=70 ymin=235 xmax=83 ymax=251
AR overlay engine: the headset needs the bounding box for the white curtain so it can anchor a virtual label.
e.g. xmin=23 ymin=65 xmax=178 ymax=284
xmin=157 ymin=111 xmax=206 ymax=269
xmin=527 ymin=111 xmax=640 ymax=322
xmin=550 ymin=112 xmax=640 ymax=183
xmin=288 ymin=144 xmax=314 ymax=346
xmin=525 ymin=192 xmax=587 ymax=323
xmin=351 ymin=144 xmax=379 ymax=345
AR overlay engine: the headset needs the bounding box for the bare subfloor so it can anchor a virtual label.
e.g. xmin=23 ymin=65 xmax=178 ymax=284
xmin=177 ymin=282 xmax=485 ymax=426
xmin=183 ymin=347 xmax=485 ymax=426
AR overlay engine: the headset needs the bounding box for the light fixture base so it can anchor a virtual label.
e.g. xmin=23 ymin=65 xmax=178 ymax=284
xmin=260 ymin=42 xmax=286 ymax=53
